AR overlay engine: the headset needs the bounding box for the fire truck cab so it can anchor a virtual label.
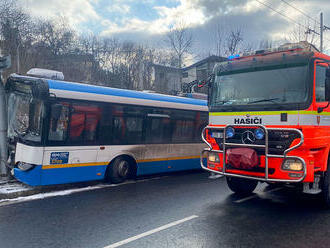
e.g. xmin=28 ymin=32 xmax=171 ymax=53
xmin=201 ymin=42 xmax=330 ymax=205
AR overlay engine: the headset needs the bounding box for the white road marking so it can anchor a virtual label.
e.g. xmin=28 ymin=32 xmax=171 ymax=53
xmin=0 ymin=177 xmax=163 ymax=207
xmin=234 ymin=187 xmax=284 ymax=203
xmin=104 ymin=215 xmax=199 ymax=248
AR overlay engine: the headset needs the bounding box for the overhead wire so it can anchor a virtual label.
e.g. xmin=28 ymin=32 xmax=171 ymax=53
xmin=278 ymin=0 xmax=320 ymax=25
xmin=255 ymin=0 xmax=330 ymax=45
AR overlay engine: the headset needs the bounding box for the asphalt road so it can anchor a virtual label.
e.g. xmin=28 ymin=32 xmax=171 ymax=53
xmin=1 ymin=171 xmax=330 ymax=248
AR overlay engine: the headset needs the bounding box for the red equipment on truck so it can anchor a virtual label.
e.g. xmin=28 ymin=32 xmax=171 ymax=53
xmin=201 ymin=42 xmax=330 ymax=205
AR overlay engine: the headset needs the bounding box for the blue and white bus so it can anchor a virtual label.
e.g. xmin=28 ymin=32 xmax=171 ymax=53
xmin=6 ymin=73 xmax=208 ymax=186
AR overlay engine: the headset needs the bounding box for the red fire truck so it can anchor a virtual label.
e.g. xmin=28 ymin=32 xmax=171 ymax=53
xmin=201 ymin=42 xmax=330 ymax=205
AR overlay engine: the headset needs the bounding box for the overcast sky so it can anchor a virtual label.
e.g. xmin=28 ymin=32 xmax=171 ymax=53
xmin=18 ymin=0 xmax=330 ymax=63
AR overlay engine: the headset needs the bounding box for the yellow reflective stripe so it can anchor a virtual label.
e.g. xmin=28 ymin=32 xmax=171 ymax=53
xmin=299 ymin=111 xmax=330 ymax=116
xmin=137 ymin=155 xmax=200 ymax=163
xmin=210 ymin=110 xmax=330 ymax=116
xmin=209 ymin=111 xmax=299 ymax=116
xmin=42 ymin=162 xmax=108 ymax=169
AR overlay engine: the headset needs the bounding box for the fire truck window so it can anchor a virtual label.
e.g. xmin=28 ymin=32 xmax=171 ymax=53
xmin=316 ymin=65 xmax=327 ymax=102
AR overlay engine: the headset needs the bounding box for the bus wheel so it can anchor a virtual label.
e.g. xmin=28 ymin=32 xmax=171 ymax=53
xmin=107 ymin=157 xmax=131 ymax=184
xmin=226 ymin=176 xmax=258 ymax=195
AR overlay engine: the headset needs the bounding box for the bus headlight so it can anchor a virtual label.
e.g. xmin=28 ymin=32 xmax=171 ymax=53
xmin=281 ymin=159 xmax=303 ymax=171
xmin=208 ymin=152 xmax=220 ymax=163
xmin=17 ymin=162 xmax=35 ymax=171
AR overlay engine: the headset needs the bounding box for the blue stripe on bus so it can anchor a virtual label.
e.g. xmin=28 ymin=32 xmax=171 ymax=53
xmin=14 ymin=165 xmax=107 ymax=186
xmin=14 ymin=166 xmax=42 ymax=186
xmin=47 ymin=80 xmax=207 ymax=106
xmin=14 ymin=158 xmax=206 ymax=186
xmin=136 ymin=158 xmax=203 ymax=175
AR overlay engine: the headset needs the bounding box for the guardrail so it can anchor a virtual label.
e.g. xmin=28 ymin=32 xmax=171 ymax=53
xmin=200 ymin=124 xmax=306 ymax=182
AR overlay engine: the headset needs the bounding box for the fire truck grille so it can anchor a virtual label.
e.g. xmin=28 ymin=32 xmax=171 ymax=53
xmin=213 ymin=129 xmax=300 ymax=155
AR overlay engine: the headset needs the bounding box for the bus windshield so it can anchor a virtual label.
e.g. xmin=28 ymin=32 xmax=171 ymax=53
xmin=210 ymin=64 xmax=310 ymax=110
xmin=8 ymin=92 xmax=43 ymax=143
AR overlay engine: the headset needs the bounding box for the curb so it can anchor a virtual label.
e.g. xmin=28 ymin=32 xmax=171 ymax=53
xmin=0 ymin=180 xmax=104 ymax=201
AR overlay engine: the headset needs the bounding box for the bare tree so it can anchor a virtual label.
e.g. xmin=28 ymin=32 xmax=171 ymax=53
xmin=258 ymin=39 xmax=273 ymax=49
xmin=165 ymin=22 xmax=193 ymax=68
xmin=287 ymin=20 xmax=319 ymax=47
xmin=34 ymin=17 xmax=76 ymax=56
xmin=226 ymin=28 xmax=243 ymax=55
xmin=213 ymin=23 xmax=226 ymax=57
xmin=0 ymin=0 xmax=33 ymax=74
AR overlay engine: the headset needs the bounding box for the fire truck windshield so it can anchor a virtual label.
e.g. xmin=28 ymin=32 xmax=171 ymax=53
xmin=210 ymin=63 xmax=310 ymax=111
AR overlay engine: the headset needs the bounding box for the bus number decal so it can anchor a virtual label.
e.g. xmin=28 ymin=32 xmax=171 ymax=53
xmin=50 ymin=152 xmax=69 ymax=164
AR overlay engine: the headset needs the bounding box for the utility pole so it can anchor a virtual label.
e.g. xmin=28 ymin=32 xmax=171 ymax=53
xmin=0 ymin=54 xmax=11 ymax=179
xmin=305 ymin=12 xmax=329 ymax=53
xmin=320 ymin=12 xmax=323 ymax=53
xmin=16 ymin=44 xmax=20 ymax=74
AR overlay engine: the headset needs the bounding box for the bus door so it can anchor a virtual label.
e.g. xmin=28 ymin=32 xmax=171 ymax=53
xmin=142 ymin=113 xmax=172 ymax=174
xmin=168 ymin=110 xmax=204 ymax=171
xmin=44 ymin=102 xmax=102 ymax=183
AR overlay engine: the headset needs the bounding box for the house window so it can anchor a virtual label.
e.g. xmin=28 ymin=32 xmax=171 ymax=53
xmin=182 ymin=72 xmax=188 ymax=78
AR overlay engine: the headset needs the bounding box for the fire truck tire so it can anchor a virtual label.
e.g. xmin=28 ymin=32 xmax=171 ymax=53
xmin=226 ymin=176 xmax=258 ymax=195
xmin=106 ymin=157 xmax=131 ymax=184
xmin=322 ymin=159 xmax=330 ymax=207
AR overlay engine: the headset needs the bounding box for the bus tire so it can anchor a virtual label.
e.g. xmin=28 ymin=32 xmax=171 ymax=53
xmin=226 ymin=176 xmax=258 ymax=195
xmin=322 ymin=157 xmax=330 ymax=207
xmin=107 ymin=157 xmax=131 ymax=184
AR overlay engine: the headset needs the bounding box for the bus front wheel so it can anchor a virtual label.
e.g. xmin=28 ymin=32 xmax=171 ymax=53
xmin=226 ymin=176 xmax=258 ymax=195
xmin=107 ymin=157 xmax=132 ymax=184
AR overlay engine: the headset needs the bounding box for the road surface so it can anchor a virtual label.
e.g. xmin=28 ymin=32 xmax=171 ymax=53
xmin=0 ymin=171 xmax=329 ymax=248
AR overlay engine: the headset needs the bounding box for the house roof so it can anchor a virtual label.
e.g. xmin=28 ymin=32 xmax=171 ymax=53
xmin=183 ymin=55 xmax=227 ymax=70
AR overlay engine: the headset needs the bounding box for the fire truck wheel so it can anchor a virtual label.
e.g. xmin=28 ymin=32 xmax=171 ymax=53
xmin=106 ymin=157 xmax=131 ymax=184
xmin=322 ymin=161 xmax=330 ymax=207
xmin=226 ymin=176 xmax=258 ymax=195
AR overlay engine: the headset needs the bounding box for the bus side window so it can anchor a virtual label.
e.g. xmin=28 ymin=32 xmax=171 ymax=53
xmin=69 ymin=103 xmax=102 ymax=143
xmin=194 ymin=111 xmax=208 ymax=142
xmin=171 ymin=109 xmax=195 ymax=143
xmin=145 ymin=113 xmax=171 ymax=144
xmin=315 ymin=65 xmax=327 ymax=102
xmin=48 ymin=103 xmax=69 ymax=141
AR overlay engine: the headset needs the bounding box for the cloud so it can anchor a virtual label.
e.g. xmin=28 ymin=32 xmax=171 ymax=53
xmin=101 ymin=0 xmax=209 ymax=36
xmin=18 ymin=0 xmax=101 ymax=28
xmin=16 ymin=0 xmax=330 ymax=56
xmin=107 ymin=3 xmax=131 ymax=15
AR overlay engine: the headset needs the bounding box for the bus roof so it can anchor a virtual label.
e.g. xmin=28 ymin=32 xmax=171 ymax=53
xmin=9 ymin=75 xmax=208 ymax=112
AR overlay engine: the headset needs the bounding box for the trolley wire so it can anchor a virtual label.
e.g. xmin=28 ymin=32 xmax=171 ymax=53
xmin=255 ymin=0 xmax=330 ymax=45
xmin=279 ymin=0 xmax=320 ymax=25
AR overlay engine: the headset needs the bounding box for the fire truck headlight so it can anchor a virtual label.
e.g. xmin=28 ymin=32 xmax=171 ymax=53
xmin=282 ymin=159 xmax=303 ymax=171
xmin=208 ymin=152 xmax=220 ymax=163
xmin=254 ymin=128 xmax=265 ymax=140
xmin=17 ymin=162 xmax=35 ymax=171
xmin=226 ymin=127 xmax=235 ymax=138
xmin=211 ymin=131 xmax=223 ymax=139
